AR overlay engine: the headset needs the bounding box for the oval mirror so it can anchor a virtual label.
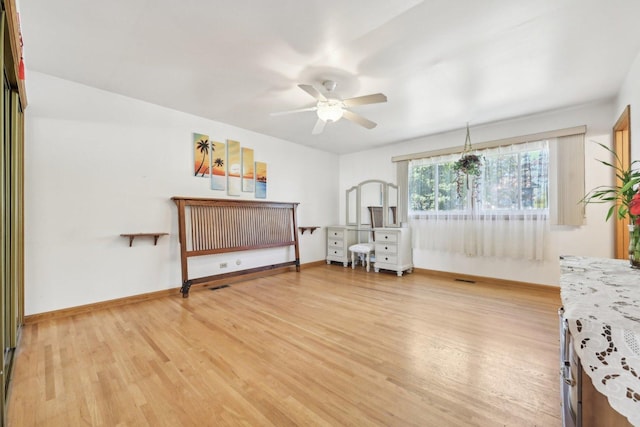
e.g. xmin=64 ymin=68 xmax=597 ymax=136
xmin=346 ymin=186 xmax=357 ymax=225
xmin=387 ymin=184 xmax=398 ymax=226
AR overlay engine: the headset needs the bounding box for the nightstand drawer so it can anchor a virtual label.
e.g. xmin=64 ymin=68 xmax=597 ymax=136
xmin=376 ymin=232 xmax=398 ymax=243
xmin=328 ymin=240 xmax=344 ymax=248
xmin=328 ymin=248 xmax=345 ymax=257
xmin=376 ymin=254 xmax=398 ymax=264
xmin=375 ymin=243 xmax=398 ymax=254
xmin=328 ymin=229 xmax=345 ymax=239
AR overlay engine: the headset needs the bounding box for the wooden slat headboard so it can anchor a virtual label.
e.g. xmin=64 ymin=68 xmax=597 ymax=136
xmin=172 ymin=197 xmax=300 ymax=297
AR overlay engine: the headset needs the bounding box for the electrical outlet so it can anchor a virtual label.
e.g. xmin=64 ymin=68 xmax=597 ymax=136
xmin=220 ymin=262 xmax=227 ymax=268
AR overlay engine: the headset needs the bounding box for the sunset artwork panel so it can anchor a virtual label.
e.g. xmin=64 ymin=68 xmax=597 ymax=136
xmin=210 ymin=140 xmax=226 ymax=191
xmin=227 ymin=139 xmax=241 ymax=196
xmin=242 ymin=147 xmax=255 ymax=192
xmin=193 ymin=133 xmax=210 ymax=177
xmin=255 ymin=161 xmax=267 ymax=199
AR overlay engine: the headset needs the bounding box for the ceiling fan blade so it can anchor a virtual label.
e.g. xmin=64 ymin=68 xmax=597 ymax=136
xmin=342 ymin=110 xmax=377 ymax=129
xmin=270 ymin=106 xmax=317 ymax=116
xmin=342 ymin=93 xmax=387 ymax=107
xmin=298 ymin=84 xmax=327 ymax=102
xmin=312 ymin=118 xmax=326 ymax=135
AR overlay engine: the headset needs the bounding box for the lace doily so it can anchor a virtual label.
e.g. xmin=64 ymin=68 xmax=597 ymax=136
xmin=560 ymin=256 xmax=640 ymax=426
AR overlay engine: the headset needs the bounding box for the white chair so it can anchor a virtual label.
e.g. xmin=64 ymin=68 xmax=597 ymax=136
xmin=348 ymin=206 xmax=386 ymax=272
xmin=349 ymin=243 xmax=375 ymax=272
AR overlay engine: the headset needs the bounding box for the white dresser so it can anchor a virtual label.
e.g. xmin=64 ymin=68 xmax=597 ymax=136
xmin=373 ymin=227 xmax=413 ymax=276
xmin=326 ymin=226 xmax=358 ymax=267
xmin=560 ymin=256 xmax=639 ymax=426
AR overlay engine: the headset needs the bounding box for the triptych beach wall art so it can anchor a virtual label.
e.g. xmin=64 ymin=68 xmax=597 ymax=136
xmin=192 ymin=133 xmax=267 ymax=199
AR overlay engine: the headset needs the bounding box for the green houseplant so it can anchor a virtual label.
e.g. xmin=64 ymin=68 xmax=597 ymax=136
xmin=582 ymin=142 xmax=640 ymax=267
xmin=453 ymin=153 xmax=482 ymax=198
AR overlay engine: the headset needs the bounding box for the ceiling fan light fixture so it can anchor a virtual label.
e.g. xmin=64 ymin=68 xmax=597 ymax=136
xmin=272 ymin=82 xmax=386 ymax=134
xmin=316 ymin=99 xmax=344 ymax=122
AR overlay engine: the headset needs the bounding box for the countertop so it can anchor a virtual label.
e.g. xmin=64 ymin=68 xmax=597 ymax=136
xmin=560 ymin=255 xmax=640 ymax=426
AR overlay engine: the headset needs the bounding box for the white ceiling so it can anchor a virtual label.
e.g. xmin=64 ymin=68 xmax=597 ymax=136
xmin=18 ymin=0 xmax=640 ymax=154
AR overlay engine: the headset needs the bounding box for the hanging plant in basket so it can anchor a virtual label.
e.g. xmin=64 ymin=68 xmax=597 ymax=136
xmin=453 ymin=124 xmax=483 ymax=198
xmin=454 ymin=153 xmax=483 ymax=176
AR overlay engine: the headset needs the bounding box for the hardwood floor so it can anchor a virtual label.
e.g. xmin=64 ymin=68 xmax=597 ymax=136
xmin=7 ymin=266 xmax=562 ymax=426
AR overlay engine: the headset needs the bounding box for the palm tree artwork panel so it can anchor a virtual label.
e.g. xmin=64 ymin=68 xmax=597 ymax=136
xmin=255 ymin=161 xmax=267 ymax=199
xmin=193 ymin=133 xmax=211 ymax=177
xmin=211 ymin=141 xmax=226 ymax=191
xmin=242 ymin=147 xmax=255 ymax=192
xmin=227 ymin=139 xmax=242 ymax=196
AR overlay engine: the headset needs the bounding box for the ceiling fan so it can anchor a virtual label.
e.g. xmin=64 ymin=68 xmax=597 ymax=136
xmin=271 ymin=80 xmax=387 ymax=135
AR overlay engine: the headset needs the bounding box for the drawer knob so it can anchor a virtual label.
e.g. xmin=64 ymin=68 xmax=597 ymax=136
xmin=385 ymin=246 xmax=388 ymax=250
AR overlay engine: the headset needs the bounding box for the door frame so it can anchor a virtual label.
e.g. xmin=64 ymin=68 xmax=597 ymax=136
xmin=613 ymin=105 xmax=631 ymax=259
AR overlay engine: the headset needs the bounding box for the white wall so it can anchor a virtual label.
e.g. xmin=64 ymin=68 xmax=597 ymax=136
xmin=339 ymin=100 xmax=616 ymax=286
xmin=617 ymin=49 xmax=640 ymax=161
xmin=25 ymin=72 xmax=338 ymax=315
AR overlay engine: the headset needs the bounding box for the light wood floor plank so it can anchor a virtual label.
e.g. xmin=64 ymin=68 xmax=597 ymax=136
xmin=7 ymin=266 xmax=561 ymax=426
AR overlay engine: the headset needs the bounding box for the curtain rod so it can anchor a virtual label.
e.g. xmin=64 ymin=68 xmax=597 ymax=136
xmin=391 ymin=125 xmax=587 ymax=163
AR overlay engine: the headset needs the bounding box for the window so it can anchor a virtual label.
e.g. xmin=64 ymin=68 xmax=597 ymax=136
xmin=409 ymin=140 xmax=549 ymax=215
xmin=410 ymin=162 xmax=464 ymax=212
xmin=395 ymin=128 xmax=585 ymax=261
xmin=406 ymin=140 xmax=550 ymax=261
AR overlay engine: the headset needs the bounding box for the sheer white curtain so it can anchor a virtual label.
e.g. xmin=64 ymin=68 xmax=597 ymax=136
xmin=409 ymin=140 xmax=550 ymax=261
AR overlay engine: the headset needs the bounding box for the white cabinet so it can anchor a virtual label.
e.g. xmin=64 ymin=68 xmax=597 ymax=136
xmin=326 ymin=226 xmax=358 ymax=267
xmin=373 ymin=227 xmax=413 ymax=276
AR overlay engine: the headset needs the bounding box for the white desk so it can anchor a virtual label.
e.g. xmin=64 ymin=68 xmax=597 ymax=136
xmin=325 ymin=226 xmax=412 ymax=274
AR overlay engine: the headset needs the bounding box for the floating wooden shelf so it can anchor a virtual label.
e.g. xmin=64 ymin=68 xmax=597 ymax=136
xmin=298 ymin=226 xmax=320 ymax=235
xmin=120 ymin=233 xmax=168 ymax=247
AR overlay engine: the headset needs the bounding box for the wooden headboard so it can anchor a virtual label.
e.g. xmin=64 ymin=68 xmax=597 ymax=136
xmin=172 ymin=197 xmax=300 ymax=297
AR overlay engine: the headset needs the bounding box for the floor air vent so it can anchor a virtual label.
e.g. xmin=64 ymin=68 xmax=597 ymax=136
xmin=209 ymin=284 xmax=230 ymax=291
xmin=454 ymin=278 xmax=476 ymax=284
